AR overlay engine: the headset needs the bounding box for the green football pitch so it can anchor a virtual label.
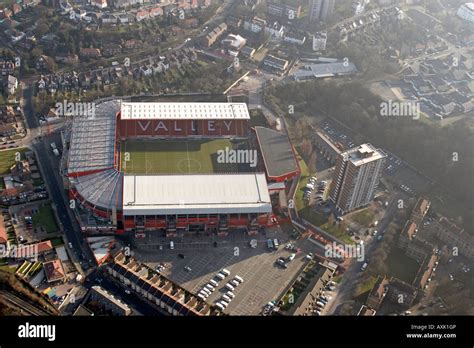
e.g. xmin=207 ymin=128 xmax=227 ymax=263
xmin=121 ymin=139 xmax=250 ymax=174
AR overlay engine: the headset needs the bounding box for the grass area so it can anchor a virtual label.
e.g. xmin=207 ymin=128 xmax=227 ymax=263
xmin=299 ymin=206 xmax=327 ymax=226
xmin=0 ymin=264 xmax=16 ymax=273
xmin=32 ymin=178 xmax=44 ymax=187
xmin=32 ymin=204 xmax=58 ymax=234
xmin=353 ymin=276 xmax=378 ymax=301
xmin=50 ymin=237 xmax=64 ymax=247
xmin=0 ymin=148 xmax=28 ymax=175
xmin=320 ymin=221 xmax=354 ymax=245
xmin=121 ymin=139 xmax=252 ymax=174
xmin=386 ymin=246 xmax=420 ymax=284
xmin=350 ymin=208 xmax=376 ymax=227
xmin=294 ymin=153 xmax=310 ymax=212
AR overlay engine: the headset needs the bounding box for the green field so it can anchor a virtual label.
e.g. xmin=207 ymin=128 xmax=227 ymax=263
xmin=32 ymin=204 xmax=58 ymax=234
xmin=0 ymin=148 xmax=28 ymax=175
xmin=121 ymin=139 xmax=253 ymax=174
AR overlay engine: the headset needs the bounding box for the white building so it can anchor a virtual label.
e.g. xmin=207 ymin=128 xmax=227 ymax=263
xmin=457 ymin=3 xmax=474 ymax=22
xmin=312 ymin=32 xmax=327 ymax=51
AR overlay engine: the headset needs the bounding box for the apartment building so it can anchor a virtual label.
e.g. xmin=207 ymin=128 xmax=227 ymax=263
xmin=309 ymin=0 xmax=335 ymax=22
xmin=329 ymin=143 xmax=386 ymax=215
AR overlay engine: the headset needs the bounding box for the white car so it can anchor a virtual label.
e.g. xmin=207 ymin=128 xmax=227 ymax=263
xmin=288 ymin=253 xmax=296 ymax=262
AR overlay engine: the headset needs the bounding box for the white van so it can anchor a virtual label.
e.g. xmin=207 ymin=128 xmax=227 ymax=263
xmin=221 ymin=268 xmax=230 ymax=277
xmin=205 ymin=284 xmax=215 ymax=292
xmin=209 ymin=279 xmax=219 ymax=287
xmin=234 ymin=275 xmax=244 ymax=283
xmin=222 ymin=294 xmax=232 ymax=302
xmin=202 ymin=287 xmax=211 ymax=295
xmin=219 ymin=300 xmax=229 ymax=308
xmin=198 ymin=294 xmax=206 ymax=300
xmin=230 ymin=279 xmax=239 ymax=287
xmin=170 ymin=241 xmax=175 ymax=250
xmin=215 ymin=303 xmax=225 ymax=311
xmin=225 ymin=283 xmax=235 ymax=291
xmin=216 ymin=273 xmax=226 ymax=281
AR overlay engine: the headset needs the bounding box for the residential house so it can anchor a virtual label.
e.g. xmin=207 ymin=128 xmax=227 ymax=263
xmin=434 ymin=217 xmax=474 ymax=258
xmin=90 ymin=0 xmax=107 ymax=8
xmin=5 ymin=75 xmax=18 ymax=96
xmin=0 ymin=60 xmax=15 ymax=76
xmin=79 ymin=48 xmax=102 ymax=59
xmin=386 ymin=277 xmax=418 ymax=309
xmin=263 ymin=54 xmax=289 ymax=73
xmin=240 ymin=46 xmax=256 ymax=59
xmin=201 ymin=23 xmax=227 ymax=47
xmin=135 ymin=9 xmax=149 ymax=22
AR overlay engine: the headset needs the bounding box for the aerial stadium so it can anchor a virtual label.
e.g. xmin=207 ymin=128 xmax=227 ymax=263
xmin=61 ymin=100 xmax=300 ymax=238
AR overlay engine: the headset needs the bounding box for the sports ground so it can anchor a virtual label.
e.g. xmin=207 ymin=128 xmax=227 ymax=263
xmin=121 ymin=139 xmax=252 ymax=174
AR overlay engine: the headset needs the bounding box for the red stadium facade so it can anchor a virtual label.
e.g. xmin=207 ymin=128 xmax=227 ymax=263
xmin=117 ymin=119 xmax=249 ymax=138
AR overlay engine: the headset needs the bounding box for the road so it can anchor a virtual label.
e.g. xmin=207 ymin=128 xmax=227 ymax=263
xmin=21 ymin=85 xmax=95 ymax=273
xmin=326 ymin=193 xmax=402 ymax=315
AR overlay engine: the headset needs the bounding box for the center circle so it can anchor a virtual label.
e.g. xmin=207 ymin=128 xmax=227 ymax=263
xmin=177 ymin=158 xmax=202 ymax=173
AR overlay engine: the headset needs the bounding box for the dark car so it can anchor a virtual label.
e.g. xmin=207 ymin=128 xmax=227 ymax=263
xmin=276 ymin=257 xmax=288 ymax=268
xmin=178 ymin=253 xmax=185 ymax=259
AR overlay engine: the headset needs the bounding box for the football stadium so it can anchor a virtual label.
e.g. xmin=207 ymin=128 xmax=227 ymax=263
xmin=61 ymin=100 xmax=300 ymax=237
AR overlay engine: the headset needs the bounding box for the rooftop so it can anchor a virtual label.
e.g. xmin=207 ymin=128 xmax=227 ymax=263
xmin=122 ymin=173 xmax=272 ymax=215
xmin=344 ymin=143 xmax=386 ymax=166
xmin=255 ymin=126 xmax=299 ymax=179
xmin=67 ymin=100 xmax=120 ymax=174
xmin=120 ymin=102 xmax=250 ymax=120
xmin=43 ymin=259 xmax=66 ymax=283
xmin=71 ymin=169 xmax=123 ymax=211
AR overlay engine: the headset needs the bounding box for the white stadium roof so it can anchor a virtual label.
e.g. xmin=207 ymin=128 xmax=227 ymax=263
xmin=120 ymin=102 xmax=251 ymax=120
xmin=68 ymin=100 xmax=120 ymax=174
xmin=122 ymin=173 xmax=271 ymax=215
